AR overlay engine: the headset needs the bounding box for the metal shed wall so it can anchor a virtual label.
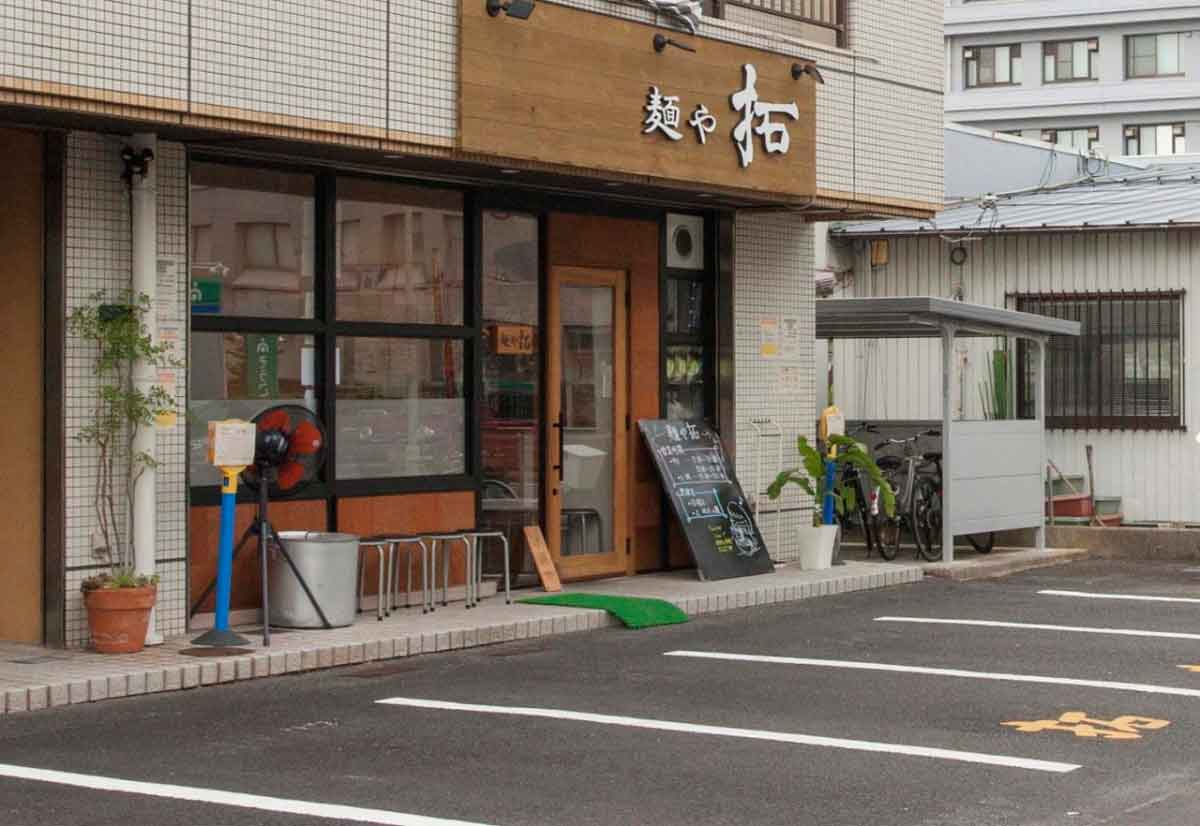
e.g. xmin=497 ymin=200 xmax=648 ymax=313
xmin=829 ymin=228 xmax=1200 ymax=524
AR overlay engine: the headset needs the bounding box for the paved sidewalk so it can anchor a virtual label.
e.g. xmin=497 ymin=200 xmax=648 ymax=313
xmin=0 ymin=561 xmax=922 ymax=715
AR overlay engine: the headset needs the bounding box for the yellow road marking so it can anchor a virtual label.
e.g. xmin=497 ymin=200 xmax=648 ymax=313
xmin=1002 ymin=712 xmax=1169 ymax=740
xmin=1178 ymin=665 xmax=1200 ymax=673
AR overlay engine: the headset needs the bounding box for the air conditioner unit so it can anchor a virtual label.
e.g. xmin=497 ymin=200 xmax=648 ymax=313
xmin=666 ymin=213 xmax=705 ymax=270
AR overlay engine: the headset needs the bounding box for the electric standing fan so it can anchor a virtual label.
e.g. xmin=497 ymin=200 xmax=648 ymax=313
xmin=191 ymin=404 xmax=330 ymax=647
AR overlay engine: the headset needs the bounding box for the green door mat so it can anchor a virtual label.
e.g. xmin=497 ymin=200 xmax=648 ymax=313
xmin=518 ymin=594 xmax=689 ymax=629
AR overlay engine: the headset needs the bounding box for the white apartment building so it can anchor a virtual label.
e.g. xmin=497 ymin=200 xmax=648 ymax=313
xmin=945 ymin=0 xmax=1200 ymax=159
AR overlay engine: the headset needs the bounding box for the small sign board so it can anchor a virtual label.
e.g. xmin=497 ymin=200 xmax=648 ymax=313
xmin=491 ymin=324 xmax=535 ymax=356
xmin=522 ymin=526 xmax=562 ymax=593
xmin=208 ymin=419 xmax=257 ymax=469
xmin=191 ymin=277 xmax=222 ymax=315
xmin=638 ymin=419 xmax=773 ymax=580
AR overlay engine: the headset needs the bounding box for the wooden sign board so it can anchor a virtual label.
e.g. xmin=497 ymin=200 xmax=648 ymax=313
xmin=460 ymin=0 xmax=817 ymax=198
xmin=491 ymin=323 xmax=536 ymax=356
xmin=523 ymin=525 xmax=563 ymax=592
xmin=639 ymin=419 xmax=774 ymax=581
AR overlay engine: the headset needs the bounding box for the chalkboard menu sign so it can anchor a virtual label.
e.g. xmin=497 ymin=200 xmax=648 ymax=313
xmin=638 ymin=419 xmax=774 ymax=581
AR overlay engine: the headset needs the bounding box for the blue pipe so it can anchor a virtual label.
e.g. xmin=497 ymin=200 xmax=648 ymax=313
xmin=822 ymin=458 xmax=837 ymax=525
xmin=214 ymin=475 xmax=237 ymax=632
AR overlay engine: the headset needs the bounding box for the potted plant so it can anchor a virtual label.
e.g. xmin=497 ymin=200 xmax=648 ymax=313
xmin=768 ymin=435 xmax=895 ymax=570
xmin=69 ymin=291 xmax=177 ymax=653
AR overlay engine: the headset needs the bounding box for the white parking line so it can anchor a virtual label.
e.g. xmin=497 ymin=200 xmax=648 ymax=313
xmin=376 ymin=697 xmax=1080 ymax=774
xmin=0 ymin=763 xmax=494 ymax=826
xmin=1040 ymin=589 xmax=1200 ymax=605
xmin=876 ymin=616 xmax=1200 ymax=641
xmin=665 ymin=650 xmax=1200 ymax=699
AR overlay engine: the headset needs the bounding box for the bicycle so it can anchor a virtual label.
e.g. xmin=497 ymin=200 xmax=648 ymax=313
xmin=872 ymin=429 xmax=941 ymax=561
xmin=831 ymin=423 xmax=882 ymax=558
xmin=914 ymin=455 xmax=995 ymax=557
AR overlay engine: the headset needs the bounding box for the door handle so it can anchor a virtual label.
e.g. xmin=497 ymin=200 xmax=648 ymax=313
xmin=552 ymin=413 xmax=564 ymax=481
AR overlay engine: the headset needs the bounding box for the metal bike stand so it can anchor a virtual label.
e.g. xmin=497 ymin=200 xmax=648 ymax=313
xmin=469 ymin=531 xmax=512 ymax=605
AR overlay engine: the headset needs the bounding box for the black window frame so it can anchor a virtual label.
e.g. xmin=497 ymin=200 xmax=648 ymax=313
xmin=1125 ymin=32 xmax=1186 ymax=79
xmin=1123 ymin=122 xmax=1187 ymax=156
xmin=1039 ymin=126 xmax=1100 ymax=151
xmin=1043 ymin=38 xmax=1100 ymax=83
xmin=964 ymin=43 xmax=1023 ymax=89
xmin=188 ymin=158 xmax=479 ymax=507
xmin=1013 ymin=291 xmax=1185 ymax=432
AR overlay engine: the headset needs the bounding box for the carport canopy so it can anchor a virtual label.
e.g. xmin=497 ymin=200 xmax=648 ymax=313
xmin=814 ymin=297 xmax=1081 ymax=561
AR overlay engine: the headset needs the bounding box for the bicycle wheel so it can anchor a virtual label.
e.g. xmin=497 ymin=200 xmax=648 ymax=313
xmin=914 ymin=480 xmax=942 ymax=562
xmin=967 ymin=533 xmax=995 ymax=553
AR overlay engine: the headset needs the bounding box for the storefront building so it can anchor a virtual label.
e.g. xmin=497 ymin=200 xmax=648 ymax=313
xmin=0 ymin=0 xmax=943 ymax=647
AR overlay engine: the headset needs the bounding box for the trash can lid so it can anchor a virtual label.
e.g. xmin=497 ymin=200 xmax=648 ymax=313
xmin=277 ymin=531 xmax=359 ymax=543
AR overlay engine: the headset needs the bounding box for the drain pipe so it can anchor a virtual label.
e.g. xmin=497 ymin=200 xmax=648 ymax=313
xmin=127 ymin=133 xmax=162 ymax=645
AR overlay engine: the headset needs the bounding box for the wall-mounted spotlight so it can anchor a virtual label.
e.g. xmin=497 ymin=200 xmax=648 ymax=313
xmin=653 ymin=33 xmax=696 ymax=53
xmin=487 ymin=0 xmax=535 ymax=18
xmin=120 ymin=145 xmax=154 ymax=183
xmin=792 ymin=61 xmax=825 ymax=84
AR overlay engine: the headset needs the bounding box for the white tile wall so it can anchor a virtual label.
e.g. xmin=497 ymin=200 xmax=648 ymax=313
xmin=64 ymin=132 xmax=188 ymax=647
xmin=733 ymin=213 xmax=816 ymax=563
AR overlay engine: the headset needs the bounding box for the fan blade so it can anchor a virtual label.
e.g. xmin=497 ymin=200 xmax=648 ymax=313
xmin=257 ymin=409 xmax=292 ymax=433
xmin=288 ymin=420 xmax=323 ymax=456
xmin=276 ymin=462 xmax=305 ymax=491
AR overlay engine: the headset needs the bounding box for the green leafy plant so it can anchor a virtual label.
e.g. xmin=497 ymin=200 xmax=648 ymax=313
xmin=767 ymin=435 xmax=896 ymax=524
xmin=979 ymin=348 xmax=1011 ymax=421
xmin=69 ymin=290 xmax=180 ymax=572
xmin=80 ymin=570 xmax=159 ymax=593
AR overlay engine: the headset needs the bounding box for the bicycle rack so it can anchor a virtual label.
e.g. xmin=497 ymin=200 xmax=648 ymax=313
xmin=749 ymin=417 xmax=783 ymax=555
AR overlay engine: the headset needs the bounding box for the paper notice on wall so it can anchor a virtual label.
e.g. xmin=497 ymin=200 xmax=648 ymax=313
xmin=759 ymin=317 xmax=780 ymax=358
xmin=157 ymin=257 xmax=183 ymax=323
xmin=780 ymin=316 xmax=803 ymax=360
xmin=778 ymin=366 xmax=803 ymax=392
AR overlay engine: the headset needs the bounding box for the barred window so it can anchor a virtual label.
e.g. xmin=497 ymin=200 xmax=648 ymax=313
xmin=1015 ymin=292 xmax=1184 ymax=430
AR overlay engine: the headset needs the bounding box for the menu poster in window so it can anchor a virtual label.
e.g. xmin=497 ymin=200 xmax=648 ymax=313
xmin=638 ymin=419 xmax=773 ymax=581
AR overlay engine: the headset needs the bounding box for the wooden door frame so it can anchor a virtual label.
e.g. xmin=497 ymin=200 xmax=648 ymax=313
xmin=545 ymin=265 xmax=630 ymax=580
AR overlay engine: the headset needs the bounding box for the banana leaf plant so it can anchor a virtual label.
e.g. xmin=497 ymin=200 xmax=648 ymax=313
xmin=767 ymin=435 xmax=896 ymax=524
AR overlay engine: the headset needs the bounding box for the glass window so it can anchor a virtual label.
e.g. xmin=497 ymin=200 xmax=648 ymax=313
xmin=965 ymin=44 xmax=1022 ymax=88
xmin=1040 ymin=127 xmax=1099 ymax=151
xmin=1044 ymin=40 xmax=1098 ymax=82
xmin=188 ymin=331 xmax=315 ymax=487
xmin=335 ymin=338 xmax=465 ymax=479
xmin=190 ymin=164 xmax=315 ymax=319
xmin=480 ymin=210 xmax=541 ymax=513
xmin=1124 ymin=123 xmax=1186 ymax=156
xmin=335 ymin=179 xmax=464 ymax=325
xmin=1127 ymin=33 xmax=1184 ymax=78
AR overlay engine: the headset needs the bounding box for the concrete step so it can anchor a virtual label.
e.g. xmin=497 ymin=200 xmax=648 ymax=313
xmin=922 ymin=547 xmax=1091 ymax=581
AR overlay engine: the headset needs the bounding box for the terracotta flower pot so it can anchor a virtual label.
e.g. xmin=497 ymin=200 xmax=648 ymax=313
xmin=83 ymin=585 xmax=157 ymax=654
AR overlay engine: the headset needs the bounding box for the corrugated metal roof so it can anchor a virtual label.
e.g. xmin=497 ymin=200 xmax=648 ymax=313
xmin=835 ymin=165 xmax=1200 ymax=237
xmin=815 ymin=297 xmax=1081 ymax=340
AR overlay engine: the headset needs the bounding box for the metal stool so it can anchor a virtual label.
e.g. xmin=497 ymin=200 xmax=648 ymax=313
xmin=357 ymin=537 xmax=391 ymax=621
xmin=426 ymin=533 xmax=472 ymax=610
xmin=384 ymin=536 xmax=430 ymax=614
xmin=468 ymin=531 xmax=512 ymax=606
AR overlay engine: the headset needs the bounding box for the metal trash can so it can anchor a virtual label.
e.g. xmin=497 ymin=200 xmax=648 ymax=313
xmin=269 ymin=531 xmax=360 ymax=628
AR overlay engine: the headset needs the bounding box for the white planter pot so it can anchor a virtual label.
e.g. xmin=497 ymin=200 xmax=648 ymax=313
xmin=795 ymin=525 xmax=839 ymax=571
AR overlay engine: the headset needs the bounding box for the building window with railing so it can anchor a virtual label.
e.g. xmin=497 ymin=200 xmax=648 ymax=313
xmin=713 ymin=1 xmax=846 ymax=48
xmin=1044 ymin=39 xmax=1099 ymax=83
xmin=1124 ymin=123 xmax=1186 ymax=156
xmin=1040 ymin=127 xmax=1099 ymax=151
xmin=1126 ymin=33 xmax=1184 ymax=79
xmin=965 ymin=44 xmax=1022 ymax=88
xmin=1014 ymin=292 xmax=1185 ymax=431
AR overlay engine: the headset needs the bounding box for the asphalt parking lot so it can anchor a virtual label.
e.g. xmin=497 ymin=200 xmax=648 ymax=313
xmin=5 ymin=559 xmax=1200 ymax=825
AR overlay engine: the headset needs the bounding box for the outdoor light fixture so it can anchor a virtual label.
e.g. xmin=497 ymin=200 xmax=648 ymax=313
xmin=119 ymin=145 xmax=154 ymax=183
xmin=653 ymin=33 xmax=696 ymax=53
xmin=792 ymin=61 xmax=825 ymax=84
xmin=487 ymin=0 xmax=536 ymax=18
